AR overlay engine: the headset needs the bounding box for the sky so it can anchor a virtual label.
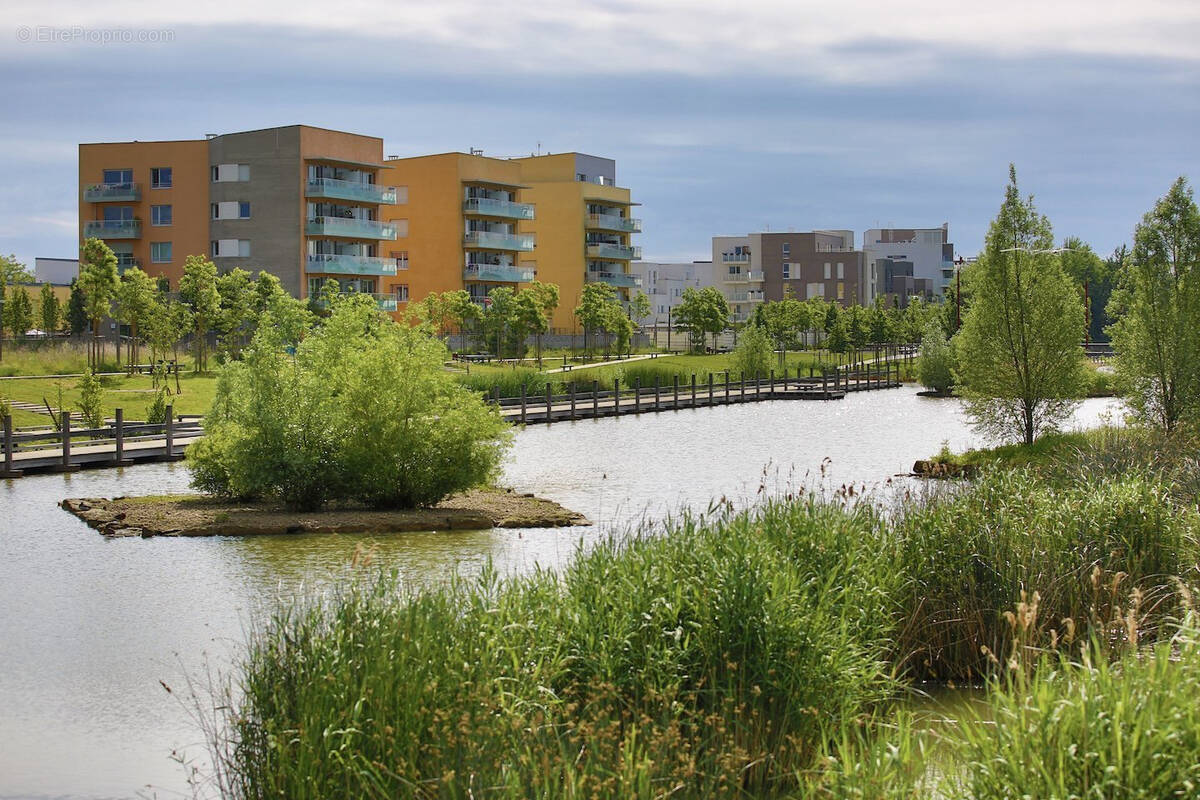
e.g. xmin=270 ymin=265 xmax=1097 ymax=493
xmin=1 ymin=0 xmax=1198 ymax=270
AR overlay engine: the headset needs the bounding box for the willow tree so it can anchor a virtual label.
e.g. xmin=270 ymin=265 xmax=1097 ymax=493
xmin=1107 ymin=178 xmax=1200 ymax=431
xmin=953 ymin=166 xmax=1087 ymax=445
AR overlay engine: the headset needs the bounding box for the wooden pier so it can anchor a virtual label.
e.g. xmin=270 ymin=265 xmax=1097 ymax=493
xmin=1 ymin=363 xmax=902 ymax=478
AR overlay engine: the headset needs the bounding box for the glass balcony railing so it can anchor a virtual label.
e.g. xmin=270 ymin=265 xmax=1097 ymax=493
xmin=306 ymin=253 xmax=398 ymax=276
xmin=463 ymin=230 xmax=535 ymax=251
xmin=83 ymin=219 xmax=141 ymax=239
xmin=463 ymin=264 xmax=535 ymax=283
xmin=306 ymin=216 xmax=398 ymax=240
xmin=306 ymin=178 xmax=398 ymax=205
xmin=721 ymin=253 xmax=751 ymax=264
xmin=723 ymin=271 xmax=763 ymax=283
xmin=84 ymin=182 xmax=141 ymax=202
xmin=586 ymin=242 xmax=641 ymax=261
xmin=730 ymin=291 xmax=765 ymax=303
xmin=586 ymin=213 xmax=641 ymax=233
xmin=314 ymin=292 xmax=399 ymax=312
xmin=463 ymin=197 xmax=535 ymax=220
xmin=586 ymin=270 xmax=643 ymax=288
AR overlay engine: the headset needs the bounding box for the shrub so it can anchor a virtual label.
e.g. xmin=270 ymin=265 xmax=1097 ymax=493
xmin=916 ymin=318 xmax=954 ymax=394
xmin=76 ymin=367 xmax=104 ymax=428
xmin=730 ymin=323 xmax=773 ymax=380
xmin=187 ymin=295 xmax=511 ymax=510
xmin=145 ymin=387 xmax=169 ymax=425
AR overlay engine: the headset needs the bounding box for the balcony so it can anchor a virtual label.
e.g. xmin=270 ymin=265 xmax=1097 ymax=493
xmin=306 ymin=178 xmax=398 ymax=205
xmin=722 ymin=271 xmax=764 ymax=283
xmin=586 ymin=212 xmax=641 ymax=233
xmin=730 ymin=291 xmax=765 ymax=303
xmin=314 ymin=292 xmax=399 ymax=312
xmin=586 ymin=242 xmax=641 ymax=261
xmin=463 ymin=197 xmax=535 ymax=220
xmin=721 ymin=252 xmax=751 ymax=264
xmin=586 ymin=270 xmax=643 ymax=289
xmin=306 ymin=253 xmax=398 ymax=276
xmin=463 ymin=263 xmax=535 ymax=283
xmin=84 ymin=182 xmax=141 ymax=202
xmin=306 ymin=216 xmax=398 ymax=240
xmin=83 ymin=219 xmax=141 ymax=239
xmin=463 ymin=230 xmax=535 ymax=251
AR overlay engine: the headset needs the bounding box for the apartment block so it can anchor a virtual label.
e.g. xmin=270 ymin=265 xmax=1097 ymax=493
xmin=79 ymin=125 xmax=405 ymax=310
xmin=712 ymin=230 xmax=864 ymax=319
xmin=861 ymin=224 xmax=954 ymax=304
xmin=630 ymin=261 xmax=712 ymax=324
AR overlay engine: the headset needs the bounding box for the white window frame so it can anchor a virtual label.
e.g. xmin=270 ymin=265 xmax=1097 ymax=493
xmin=150 ymin=204 xmax=172 ymax=226
xmin=150 ymin=242 xmax=172 ymax=263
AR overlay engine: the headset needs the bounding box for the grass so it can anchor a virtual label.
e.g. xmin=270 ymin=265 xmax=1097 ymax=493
xmin=0 ymin=339 xmax=197 ymax=377
xmin=0 ymin=372 xmax=218 ymax=424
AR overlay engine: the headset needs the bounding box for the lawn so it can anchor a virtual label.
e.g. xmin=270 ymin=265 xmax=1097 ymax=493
xmin=0 ymin=371 xmax=219 ymax=427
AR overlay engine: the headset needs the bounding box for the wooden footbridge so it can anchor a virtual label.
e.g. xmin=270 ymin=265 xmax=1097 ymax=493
xmin=2 ymin=362 xmax=902 ymax=478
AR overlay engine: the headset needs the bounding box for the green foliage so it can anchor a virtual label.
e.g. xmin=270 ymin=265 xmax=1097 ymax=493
xmin=115 ymin=266 xmax=156 ymax=365
xmin=2 ymin=285 xmax=33 ymax=337
xmin=76 ymin=368 xmax=104 ymax=428
xmin=178 ymin=255 xmax=221 ymax=372
xmin=954 ymin=166 xmax=1088 ymax=445
xmin=627 ymin=289 xmax=652 ymax=324
xmin=215 ymin=498 xmax=900 ymax=798
xmin=761 ymin=297 xmax=809 ymax=365
xmin=950 ymin=622 xmax=1200 ymax=799
xmin=573 ymin=281 xmax=621 ymax=355
xmin=1107 ymin=177 xmax=1200 ymax=431
xmin=38 ymin=283 xmax=61 ymax=335
xmin=188 ymin=296 xmax=510 ymax=510
xmin=145 ymin=386 xmax=169 ymax=425
xmin=730 ymin=322 xmax=772 ymax=379
xmin=66 ymin=279 xmax=88 ymax=336
xmin=674 ymin=285 xmax=729 ymax=351
xmin=917 ymin=318 xmax=955 ymax=394
xmin=78 ymin=238 xmax=120 ymax=355
xmin=0 ymin=254 xmax=34 ymax=285
xmin=215 ymin=268 xmax=255 ymax=360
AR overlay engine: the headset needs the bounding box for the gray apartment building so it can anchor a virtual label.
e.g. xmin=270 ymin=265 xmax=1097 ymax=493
xmin=712 ymin=230 xmax=865 ymax=316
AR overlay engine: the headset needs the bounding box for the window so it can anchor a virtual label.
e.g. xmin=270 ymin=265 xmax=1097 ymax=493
xmin=390 ymin=250 xmax=409 ymax=270
xmin=782 ymin=243 xmax=790 ymax=257
xmin=103 ymin=168 xmax=132 ymax=185
xmin=150 ymin=242 xmax=172 ymax=263
xmin=806 ymin=282 xmax=824 ymax=299
xmin=211 ymin=239 xmax=251 ymax=257
xmin=151 ymin=205 xmax=172 ymax=226
xmin=150 ymin=167 xmax=172 ymax=188
xmin=394 ymin=284 xmax=410 ymax=302
xmin=103 ymin=205 xmax=134 ymax=222
xmin=212 ymin=201 xmax=251 ymax=220
xmin=836 ymin=262 xmax=844 ymax=279
xmin=782 ymin=263 xmax=791 ymax=279
xmin=824 ymin=262 xmax=832 ymax=280
xmin=212 ymin=164 xmax=250 ymax=182
xmin=239 ymin=202 xmax=251 ymax=219
xmin=837 ymin=282 xmax=845 ymax=301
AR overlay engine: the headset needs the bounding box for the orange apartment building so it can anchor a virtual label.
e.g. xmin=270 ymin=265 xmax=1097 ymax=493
xmin=80 ymin=127 xmax=641 ymax=330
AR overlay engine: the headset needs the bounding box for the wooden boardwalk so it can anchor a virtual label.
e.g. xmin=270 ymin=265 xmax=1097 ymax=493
xmin=2 ymin=364 xmax=902 ymax=478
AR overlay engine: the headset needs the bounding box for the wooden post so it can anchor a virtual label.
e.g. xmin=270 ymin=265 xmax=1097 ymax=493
xmin=708 ymin=373 xmax=714 ymax=405
xmin=769 ymin=369 xmax=775 ymax=394
xmin=654 ymin=376 xmax=660 ymax=408
xmin=1 ymin=414 xmax=20 ymax=478
xmin=545 ymin=383 xmax=552 ymax=423
xmin=58 ymin=410 xmax=80 ymax=472
xmin=691 ymin=373 xmax=696 ymax=407
xmin=492 ymin=386 xmax=500 ymax=406
xmin=673 ymin=374 xmax=679 ymax=408
xmin=164 ymin=404 xmax=175 ymax=459
xmin=634 ymin=378 xmax=641 ymax=414
xmin=593 ymin=380 xmax=599 ymax=418
xmin=520 ymin=384 xmax=527 ymax=425
xmin=613 ymin=378 xmax=620 ymax=415
xmin=822 ymin=370 xmax=829 ymax=396
xmin=740 ymin=371 xmax=746 ymax=401
xmin=114 ymin=408 xmax=126 ymax=465
xmin=570 ymin=383 xmax=576 ymax=420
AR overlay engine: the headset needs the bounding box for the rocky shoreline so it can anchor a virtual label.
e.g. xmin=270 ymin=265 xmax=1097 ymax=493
xmin=61 ymin=488 xmax=590 ymax=538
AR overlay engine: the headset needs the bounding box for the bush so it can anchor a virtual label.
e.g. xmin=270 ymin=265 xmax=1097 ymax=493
xmin=730 ymin=323 xmax=773 ymax=380
xmin=187 ymin=295 xmax=511 ymax=510
xmin=76 ymin=367 xmax=104 ymax=428
xmin=916 ymin=319 xmax=954 ymax=394
xmin=214 ymin=498 xmax=901 ymax=798
xmin=145 ymin=387 xmax=169 ymax=425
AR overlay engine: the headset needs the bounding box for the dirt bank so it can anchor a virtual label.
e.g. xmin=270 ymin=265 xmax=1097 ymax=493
xmin=61 ymin=488 xmax=589 ymax=538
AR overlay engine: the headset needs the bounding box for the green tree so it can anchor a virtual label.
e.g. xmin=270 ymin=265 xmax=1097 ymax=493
xmin=1107 ymin=177 xmax=1200 ymax=431
xmin=115 ymin=266 xmax=155 ymax=367
xmin=0 ymin=255 xmax=34 ymax=285
xmin=188 ymin=297 xmax=510 ymax=510
xmin=76 ymin=368 xmax=104 ymax=429
xmin=524 ymin=281 xmax=560 ymax=362
xmin=442 ymin=289 xmax=481 ymax=353
xmin=917 ymin=318 xmax=955 ymax=395
xmin=78 ymin=238 xmax=120 ymax=367
xmin=760 ymin=298 xmax=806 ymax=367
xmin=1059 ymin=237 xmax=1111 ymax=344
xmin=215 ymin=268 xmax=255 ymax=360
xmin=825 ymin=315 xmax=850 ymax=354
xmin=731 ymin=322 xmax=772 ymax=380
xmin=574 ymin=282 xmax=620 ymax=356
xmin=143 ymin=292 xmax=192 ymax=392
xmin=845 ymin=304 xmax=871 ymax=355
xmin=39 ymin=284 xmax=61 ymax=336
xmin=67 ymin=280 xmax=89 ymax=337
xmin=953 ymin=166 xmax=1087 ymax=445
xmin=674 ymin=286 xmax=729 ymax=352
xmin=604 ymin=301 xmax=635 ymax=355
xmin=3 ymin=286 xmax=33 ymax=338
xmin=627 ymin=290 xmax=652 ymax=327
xmin=178 ymin=255 xmax=221 ymax=372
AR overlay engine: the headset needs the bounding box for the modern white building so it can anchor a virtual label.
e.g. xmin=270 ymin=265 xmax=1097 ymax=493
xmin=861 ymin=225 xmax=954 ymax=304
xmin=34 ymin=258 xmax=79 ymax=285
xmin=710 ymin=236 xmax=765 ymax=323
xmin=630 ymin=260 xmax=714 ymax=324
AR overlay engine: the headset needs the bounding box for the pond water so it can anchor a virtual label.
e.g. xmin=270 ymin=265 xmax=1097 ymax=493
xmin=0 ymin=388 xmax=1121 ymax=799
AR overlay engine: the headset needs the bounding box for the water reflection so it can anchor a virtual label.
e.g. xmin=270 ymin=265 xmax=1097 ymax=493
xmin=0 ymin=388 xmax=1121 ymax=799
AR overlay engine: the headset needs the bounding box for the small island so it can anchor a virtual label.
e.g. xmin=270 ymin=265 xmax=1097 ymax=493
xmin=61 ymin=488 xmax=588 ymax=538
